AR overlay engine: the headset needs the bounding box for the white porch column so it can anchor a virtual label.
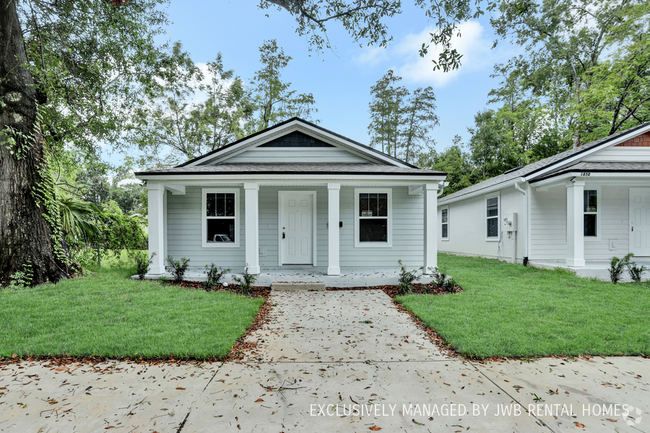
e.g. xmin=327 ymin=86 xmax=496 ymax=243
xmin=244 ymin=183 xmax=260 ymax=274
xmin=424 ymin=183 xmax=439 ymax=271
xmin=566 ymin=180 xmax=585 ymax=267
xmin=147 ymin=183 xmax=165 ymax=274
xmin=327 ymin=183 xmax=341 ymax=275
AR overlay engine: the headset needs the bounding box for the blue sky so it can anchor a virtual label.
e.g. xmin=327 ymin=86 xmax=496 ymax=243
xmin=110 ymin=1 xmax=522 ymax=167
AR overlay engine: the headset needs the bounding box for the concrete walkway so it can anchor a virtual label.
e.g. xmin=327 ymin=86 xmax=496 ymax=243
xmin=1 ymin=290 xmax=648 ymax=432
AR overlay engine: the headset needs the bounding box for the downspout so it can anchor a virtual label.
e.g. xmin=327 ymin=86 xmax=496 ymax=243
xmin=437 ymin=181 xmax=449 ymax=198
xmin=514 ymin=179 xmax=529 ymax=265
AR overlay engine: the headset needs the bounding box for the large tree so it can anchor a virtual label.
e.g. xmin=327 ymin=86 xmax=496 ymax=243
xmin=490 ymin=0 xmax=650 ymax=146
xmin=247 ymin=39 xmax=318 ymax=133
xmin=1 ymin=0 xmax=170 ymax=285
xmin=260 ymin=0 xmax=499 ymax=71
xmin=368 ymin=70 xmax=438 ymax=163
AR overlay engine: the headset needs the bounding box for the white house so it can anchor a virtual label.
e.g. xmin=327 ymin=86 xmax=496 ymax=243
xmin=135 ymin=118 xmax=446 ymax=279
xmin=437 ymin=122 xmax=650 ymax=276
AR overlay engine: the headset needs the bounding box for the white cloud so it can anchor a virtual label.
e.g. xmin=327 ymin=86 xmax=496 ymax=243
xmin=393 ymin=21 xmax=492 ymax=87
xmin=353 ymin=46 xmax=389 ymax=66
xmin=354 ymin=21 xmax=507 ymax=88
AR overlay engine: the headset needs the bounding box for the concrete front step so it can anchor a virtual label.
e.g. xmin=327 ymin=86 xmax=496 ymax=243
xmin=271 ymin=282 xmax=326 ymax=291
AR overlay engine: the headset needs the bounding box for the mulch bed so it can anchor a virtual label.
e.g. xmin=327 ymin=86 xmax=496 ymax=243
xmin=174 ymin=280 xmax=271 ymax=299
xmin=326 ymin=282 xmax=462 ymax=297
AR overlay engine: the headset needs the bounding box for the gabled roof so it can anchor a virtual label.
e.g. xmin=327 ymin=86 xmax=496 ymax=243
xmin=176 ymin=117 xmax=417 ymax=169
xmin=530 ymin=161 xmax=650 ymax=182
xmin=439 ymin=122 xmax=650 ymax=204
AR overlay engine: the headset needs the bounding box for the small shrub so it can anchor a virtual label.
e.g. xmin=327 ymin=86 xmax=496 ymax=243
xmin=133 ymin=251 xmax=155 ymax=280
xmin=5 ymin=262 xmax=33 ymax=290
xmin=443 ymin=277 xmax=457 ymax=293
xmin=233 ymin=264 xmax=256 ymax=295
xmin=397 ymin=260 xmax=423 ymax=295
xmin=166 ymin=256 xmax=190 ymax=282
xmin=626 ymin=254 xmax=647 ymax=283
xmin=609 ymin=254 xmax=633 ymax=284
xmin=203 ymin=264 xmax=231 ymax=290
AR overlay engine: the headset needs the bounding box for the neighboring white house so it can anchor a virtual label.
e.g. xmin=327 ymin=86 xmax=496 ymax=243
xmin=135 ymin=118 xmax=446 ymax=278
xmin=437 ymin=122 xmax=650 ymax=273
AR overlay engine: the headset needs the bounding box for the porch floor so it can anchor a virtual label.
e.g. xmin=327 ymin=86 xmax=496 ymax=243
xmin=138 ymin=269 xmax=436 ymax=288
xmin=529 ymin=259 xmax=650 ymax=282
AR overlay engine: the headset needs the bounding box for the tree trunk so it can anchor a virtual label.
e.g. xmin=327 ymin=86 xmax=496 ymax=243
xmin=1 ymin=0 xmax=69 ymax=285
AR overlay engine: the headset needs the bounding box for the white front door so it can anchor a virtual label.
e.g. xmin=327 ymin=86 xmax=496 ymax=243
xmin=279 ymin=192 xmax=315 ymax=265
xmin=630 ymin=188 xmax=650 ymax=256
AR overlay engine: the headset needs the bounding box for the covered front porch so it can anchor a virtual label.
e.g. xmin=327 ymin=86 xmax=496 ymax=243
xmin=529 ymin=163 xmax=650 ymax=271
xmin=144 ymin=175 xmax=444 ymax=280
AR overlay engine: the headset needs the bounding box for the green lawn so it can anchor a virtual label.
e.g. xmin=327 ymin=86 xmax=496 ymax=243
xmin=397 ymin=254 xmax=650 ymax=358
xmin=0 ymin=267 xmax=263 ymax=360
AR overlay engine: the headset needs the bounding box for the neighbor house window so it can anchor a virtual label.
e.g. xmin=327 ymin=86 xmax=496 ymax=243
xmin=355 ymin=189 xmax=392 ymax=247
xmin=441 ymin=207 xmax=449 ymax=240
xmin=486 ymin=195 xmax=499 ymax=239
xmin=584 ymin=190 xmax=598 ymax=237
xmin=202 ymin=188 xmax=239 ymax=247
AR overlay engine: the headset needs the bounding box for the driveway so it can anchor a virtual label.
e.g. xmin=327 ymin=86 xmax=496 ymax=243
xmin=1 ymin=289 xmax=648 ymax=432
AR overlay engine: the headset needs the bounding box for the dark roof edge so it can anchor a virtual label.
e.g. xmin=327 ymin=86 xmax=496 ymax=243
xmin=176 ymin=117 xmax=419 ymax=169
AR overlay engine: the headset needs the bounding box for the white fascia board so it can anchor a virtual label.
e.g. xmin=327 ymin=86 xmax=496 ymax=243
xmin=437 ymin=178 xmax=526 ymax=206
xmin=135 ymin=174 xmax=445 ymax=185
xmin=532 ymin=171 xmax=650 ymax=188
xmin=522 ymin=123 xmax=650 ymax=181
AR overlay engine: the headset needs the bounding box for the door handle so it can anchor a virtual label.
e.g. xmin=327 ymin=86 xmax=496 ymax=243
xmin=282 ymin=232 xmax=286 ymax=239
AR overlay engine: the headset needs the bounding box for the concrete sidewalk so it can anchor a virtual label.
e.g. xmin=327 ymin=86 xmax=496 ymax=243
xmin=1 ymin=290 xmax=648 ymax=432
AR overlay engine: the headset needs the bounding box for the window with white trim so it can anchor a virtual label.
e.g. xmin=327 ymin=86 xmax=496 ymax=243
xmin=584 ymin=190 xmax=598 ymax=237
xmin=486 ymin=195 xmax=499 ymax=238
xmin=202 ymin=189 xmax=239 ymax=247
xmin=355 ymin=189 xmax=391 ymax=247
xmin=441 ymin=207 xmax=449 ymax=240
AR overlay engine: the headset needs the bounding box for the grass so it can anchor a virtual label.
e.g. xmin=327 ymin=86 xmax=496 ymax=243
xmin=0 ymin=266 xmax=264 ymax=360
xmin=396 ymin=254 xmax=650 ymax=358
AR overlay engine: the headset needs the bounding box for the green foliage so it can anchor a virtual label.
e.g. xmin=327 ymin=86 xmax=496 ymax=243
xmin=5 ymin=262 xmax=33 ymax=290
xmin=132 ymin=252 xmax=156 ymax=280
xmin=623 ymin=253 xmax=648 ymax=283
xmin=202 ymin=264 xmax=231 ymax=291
xmin=609 ymin=253 xmax=634 ymax=284
xmin=165 ymin=256 xmax=190 ymax=282
xmin=259 ymin=0 xmax=498 ymax=72
xmin=233 ymin=265 xmax=257 ymax=295
xmin=368 ymin=70 xmax=438 ymax=164
xmin=397 ymin=260 xmax=423 ymax=295
xmin=247 ymin=39 xmax=318 ymax=133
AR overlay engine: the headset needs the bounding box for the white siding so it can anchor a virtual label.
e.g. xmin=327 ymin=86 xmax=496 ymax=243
xmin=167 ymin=186 xmax=246 ymax=271
xmin=166 ymin=185 xmax=425 ymax=272
xmin=438 ymin=186 xmax=526 ymax=262
xmin=585 ymin=185 xmax=629 ymax=260
xmin=582 ymin=147 xmax=650 ymax=162
xmin=222 ymin=148 xmax=373 ymax=164
xmin=529 ymin=184 xmax=630 ymax=261
xmin=258 ymin=186 xmax=329 ymax=270
xmin=529 ymin=185 xmax=567 ymax=260
xmin=340 ymin=186 xmax=424 ymax=269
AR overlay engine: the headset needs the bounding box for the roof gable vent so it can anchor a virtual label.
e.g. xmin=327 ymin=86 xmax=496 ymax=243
xmin=259 ymin=130 xmax=334 ymax=148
